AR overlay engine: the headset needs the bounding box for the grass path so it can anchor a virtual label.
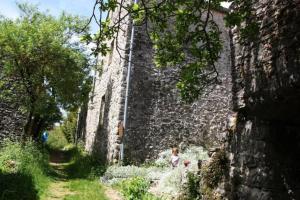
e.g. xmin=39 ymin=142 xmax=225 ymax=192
xmin=41 ymin=150 xmax=75 ymax=200
xmin=41 ymin=150 xmax=122 ymax=200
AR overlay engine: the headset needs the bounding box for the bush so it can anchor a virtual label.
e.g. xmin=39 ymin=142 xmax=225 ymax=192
xmin=61 ymin=111 xmax=78 ymax=143
xmin=0 ymin=140 xmax=50 ymax=199
xmin=155 ymin=146 xmax=209 ymax=169
xmin=47 ymin=126 xmax=69 ymax=150
xmin=142 ymin=193 xmax=162 ymax=200
xmin=186 ymin=172 xmax=201 ymax=199
xmin=102 ymin=146 xmax=209 ymax=199
xmin=118 ymin=177 xmax=150 ymax=200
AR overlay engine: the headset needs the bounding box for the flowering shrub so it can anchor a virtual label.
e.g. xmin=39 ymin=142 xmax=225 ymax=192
xmin=155 ymin=146 xmax=209 ymax=170
xmin=152 ymin=166 xmax=183 ymax=197
xmin=102 ymin=146 xmax=208 ymax=199
xmin=105 ymin=165 xmax=148 ymax=179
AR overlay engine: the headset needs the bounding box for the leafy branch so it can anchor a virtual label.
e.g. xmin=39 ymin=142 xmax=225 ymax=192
xmin=83 ymin=0 xmax=257 ymax=102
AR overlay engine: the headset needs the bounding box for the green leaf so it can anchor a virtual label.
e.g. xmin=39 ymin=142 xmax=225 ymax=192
xmin=0 ymin=3 xmax=92 ymax=136
xmin=132 ymin=3 xmax=139 ymax=11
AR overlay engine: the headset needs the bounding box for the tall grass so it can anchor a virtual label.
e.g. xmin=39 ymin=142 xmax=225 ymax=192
xmin=0 ymin=140 xmax=50 ymax=200
xmin=66 ymin=145 xmax=106 ymax=179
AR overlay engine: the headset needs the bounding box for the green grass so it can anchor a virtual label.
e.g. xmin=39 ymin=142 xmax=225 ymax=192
xmin=62 ymin=146 xmax=109 ymax=199
xmin=64 ymin=179 xmax=109 ymax=200
xmin=0 ymin=140 xmax=51 ymax=200
xmin=66 ymin=146 xmax=106 ymax=179
xmin=44 ymin=145 xmax=109 ymax=200
xmin=0 ymin=138 xmax=110 ymax=200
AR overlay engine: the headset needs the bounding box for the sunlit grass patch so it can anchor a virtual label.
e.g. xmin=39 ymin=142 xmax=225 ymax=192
xmin=64 ymin=179 xmax=108 ymax=200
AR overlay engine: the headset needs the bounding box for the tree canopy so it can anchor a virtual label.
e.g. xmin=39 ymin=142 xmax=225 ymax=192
xmin=83 ymin=0 xmax=256 ymax=102
xmin=0 ymin=4 xmax=92 ymax=138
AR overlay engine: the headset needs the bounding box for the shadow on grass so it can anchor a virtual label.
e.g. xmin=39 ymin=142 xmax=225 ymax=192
xmin=46 ymin=146 xmax=106 ymax=180
xmin=0 ymin=172 xmax=38 ymax=200
xmin=65 ymin=148 xmax=106 ymax=179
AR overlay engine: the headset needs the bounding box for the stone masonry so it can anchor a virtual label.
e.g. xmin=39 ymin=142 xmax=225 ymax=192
xmin=228 ymin=0 xmax=300 ymax=199
xmin=0 ymin=102 xmax=26 ymax=141
xmin=124 ymin=10 xmax=232 ymax=163
xmin=83 ymin=1 xmax=132 ymax=162
xmin=83 ymin=5 xmax=232 ymax=164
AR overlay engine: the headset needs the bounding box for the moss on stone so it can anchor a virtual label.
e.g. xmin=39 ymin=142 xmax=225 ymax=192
xmin=201 ymin=149 xmax=228 ymax=189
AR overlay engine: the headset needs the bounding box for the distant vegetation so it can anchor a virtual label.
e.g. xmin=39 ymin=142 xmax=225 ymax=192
xmin=47 ymin=111 xmax=78 ymax=150
xmin=0 ymin=3 xmax=92 ymax=139
xmin=47 ymin=126 xmax=70 ymax=150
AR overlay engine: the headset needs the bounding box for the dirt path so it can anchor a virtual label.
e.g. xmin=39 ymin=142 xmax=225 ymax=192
xmin=43 ymin=150 xmax=123 ymax=200
xmin=44 ymin=180 xmax=75 ymax=200
xmin=43 ymin=150 xmax=75 ymax=200
xmin=104 ymin=186 xmax=123 ymax=200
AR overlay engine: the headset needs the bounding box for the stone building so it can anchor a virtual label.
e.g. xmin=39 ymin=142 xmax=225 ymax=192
xmin=81 ymin=5 xmax=232 ymax=163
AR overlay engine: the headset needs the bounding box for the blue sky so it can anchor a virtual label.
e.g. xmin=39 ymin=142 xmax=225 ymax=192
xmin=0 ymin=0 xmax=99 ymax=33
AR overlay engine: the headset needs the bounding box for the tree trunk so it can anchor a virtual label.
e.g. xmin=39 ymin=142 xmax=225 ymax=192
xmin=24 ymin=110 xmax=44 ymax=141
xmin=24 ymin=109 xmax=33 ymax=139
xmin=30 ymin=115 xmax=44 ymax=141
xmin=34 ymin=117 xmax=45 ymax=140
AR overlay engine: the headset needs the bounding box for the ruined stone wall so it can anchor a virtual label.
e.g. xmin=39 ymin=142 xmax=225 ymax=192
xmin=83 ymin=8 xmax=232 ymax=164
xmin=0 ymin=65 xmax=26 ymax=141
xmin=76 ymin=101 xmax=88 ymax=142
xmin=124 ymin=10 xmax=232 ymax=163
xmin=228 ymin=0 xmax=300 ymax=199
xmin=0 ymin=102 xmax=26 ymax=141
xmin=83 ymin=1 xmax=132 ymax=162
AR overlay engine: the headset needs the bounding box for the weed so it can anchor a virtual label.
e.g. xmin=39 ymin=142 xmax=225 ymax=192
xmin=185 ymin=172 xmax=201 ymax=199
xmin=118 ymin=177 xmax=150 ymax=200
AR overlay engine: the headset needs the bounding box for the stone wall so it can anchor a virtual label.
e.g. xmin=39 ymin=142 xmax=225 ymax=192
xmin=83 ymin=7 xmax=233 ymax=164
xmin=228 ymin=0 xmax=300 ymax=199
xmin=83 ymin=1 xmax=132 ymax=162
xmin=124 ymin=10 xmax=232 ymax=163
xmin=76 ymin=101 xmax=88 ymax=143
xmin=0 ymin=102 xmax=26 ymax=141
